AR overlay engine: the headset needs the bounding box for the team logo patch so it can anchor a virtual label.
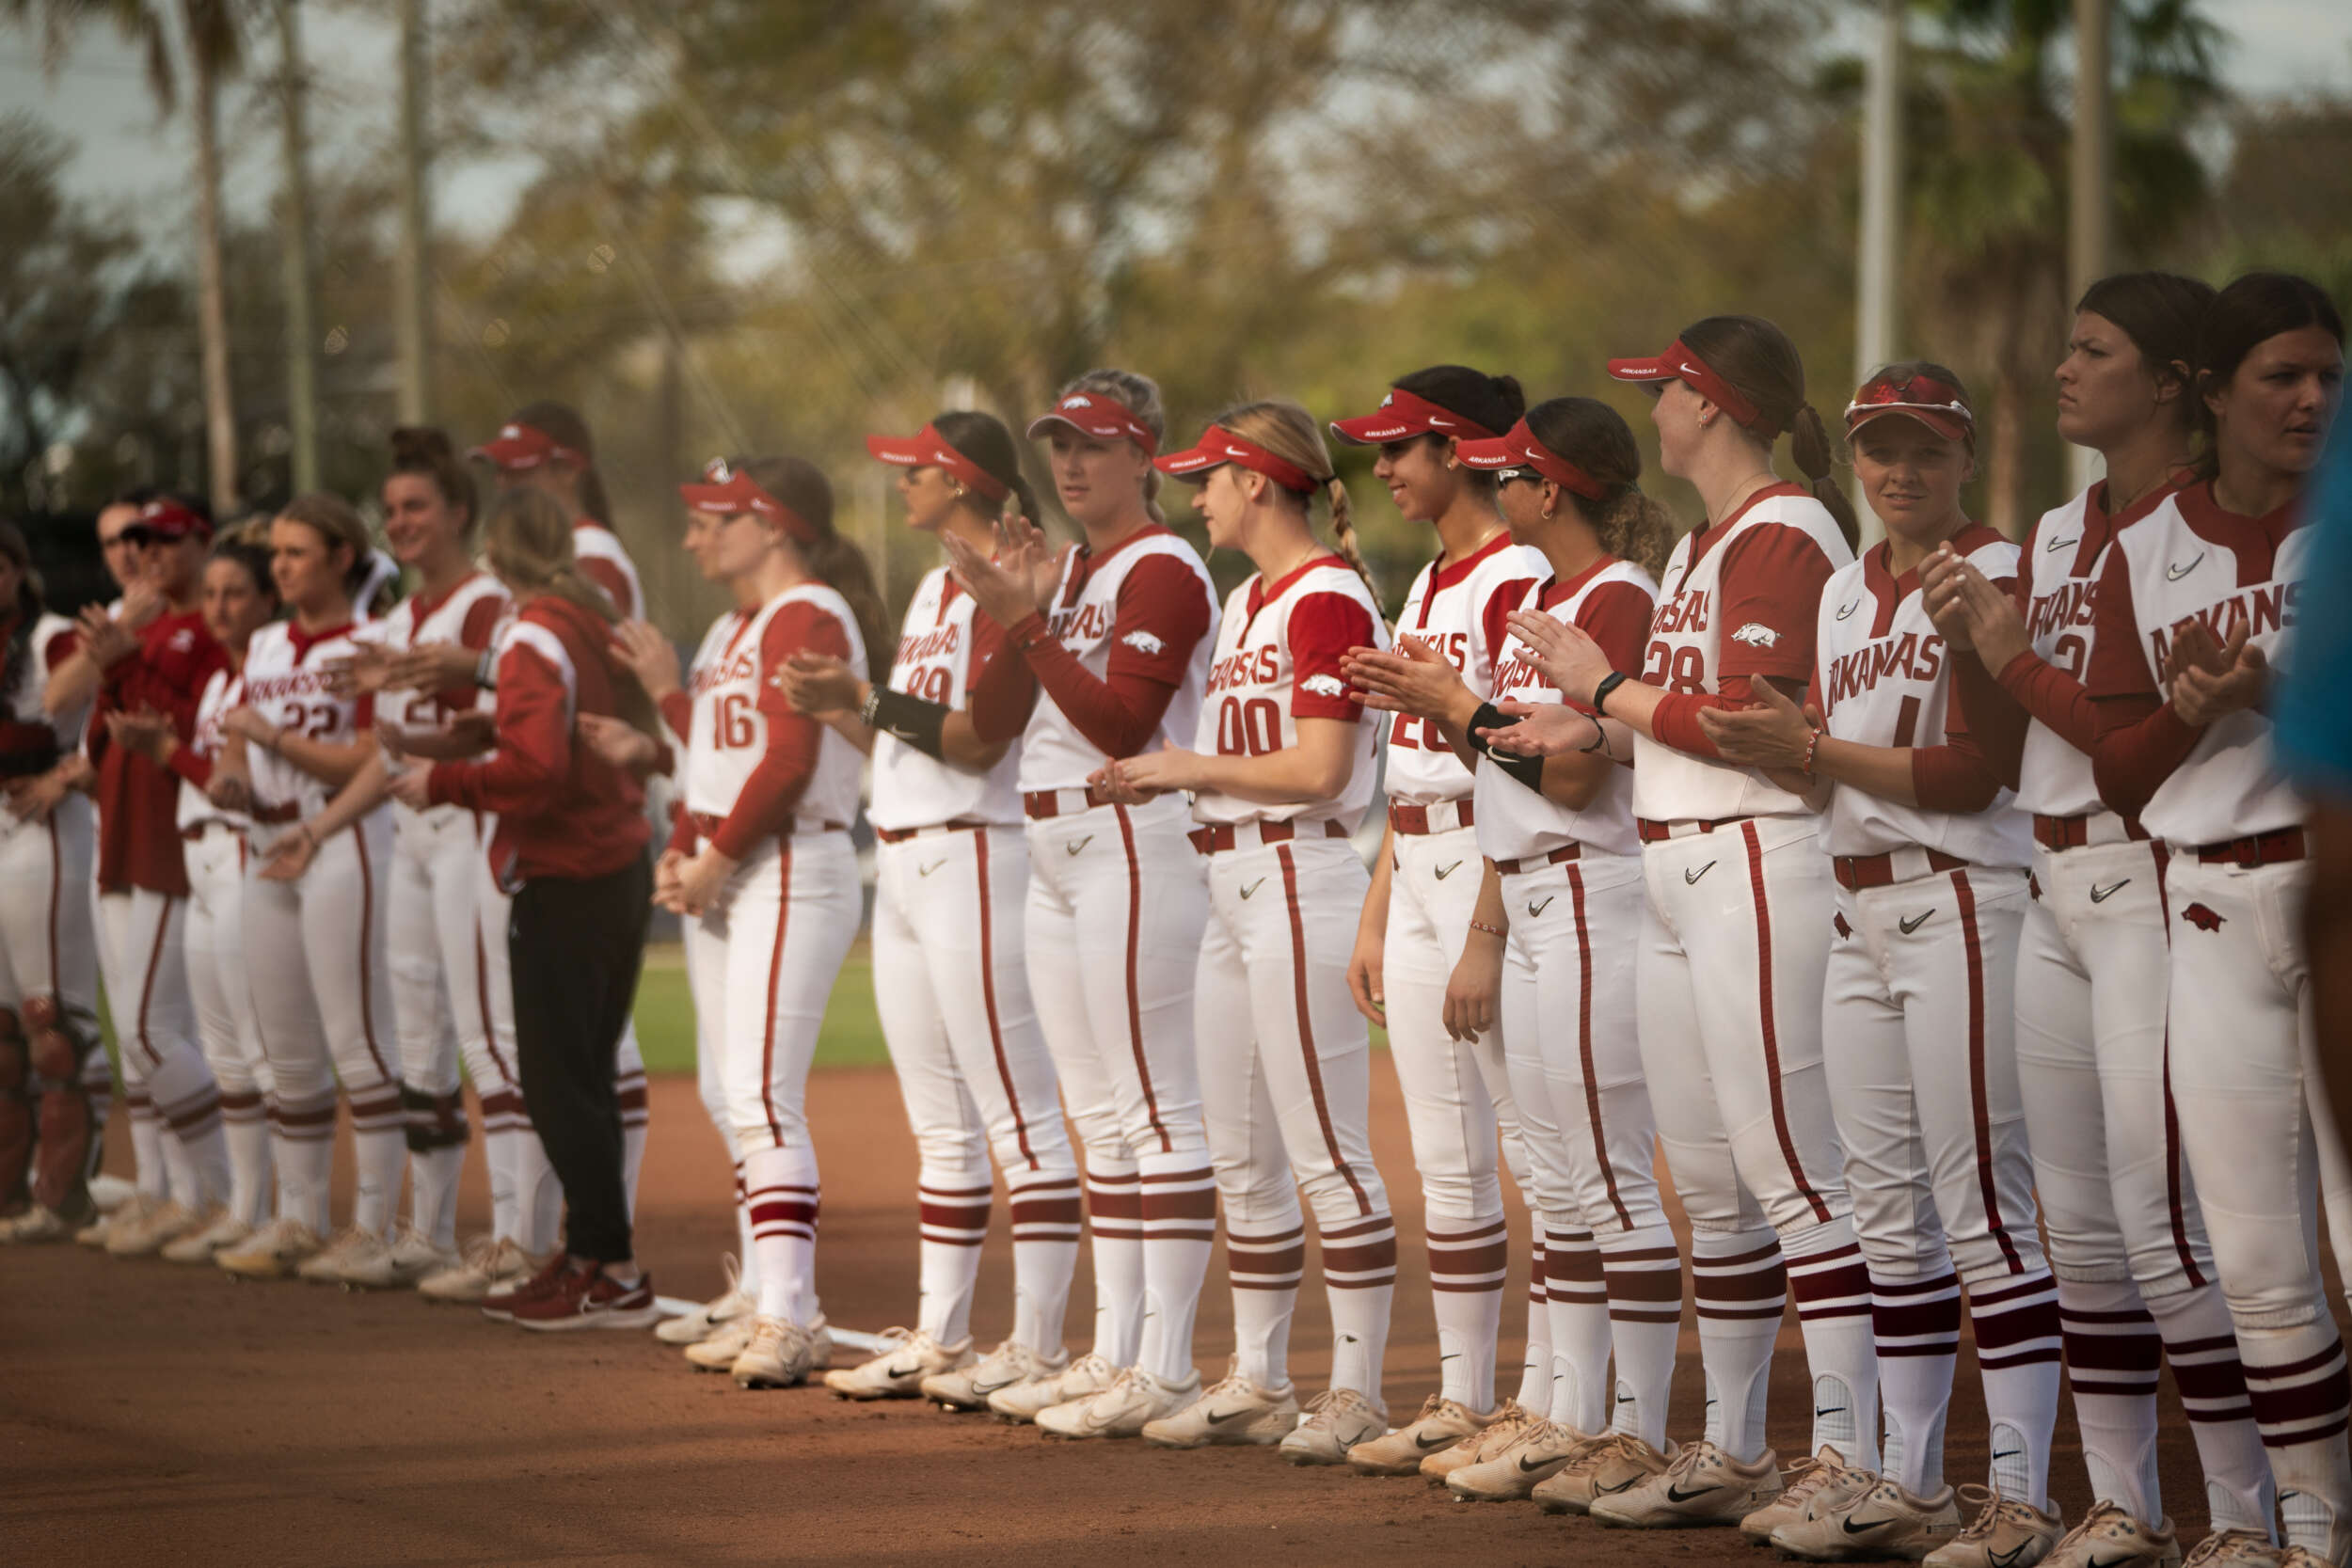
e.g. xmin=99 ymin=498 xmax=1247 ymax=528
xmin=1300 ymin=673 xmax=1346 ymax=698
xmin=2181 ymin=901 xmax=2225 ymax=932
xmin=1120 ymin=629 xmax=1166 ymax=656
xmin=1729 ymin=622 xmax=1781 ymax=648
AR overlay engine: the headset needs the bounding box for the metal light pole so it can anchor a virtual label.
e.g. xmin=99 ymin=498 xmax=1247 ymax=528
xmin=273 ymin=0 xmax=321 ymax=491
xmin=395 ymin=0 xmax=434 ymax=423
xmin=2069 ymin=0 xmax=2113 ymax=495
xmin=1853 ymin=0 xmax=1905 ymax=542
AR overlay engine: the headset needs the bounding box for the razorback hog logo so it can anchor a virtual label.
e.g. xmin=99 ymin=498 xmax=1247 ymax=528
xmin=1730 ymin=622 xmax=1781 ymax=649
xmin=1300 ymin=673 xmax=1347 ymax=699
xmin=2181 ymin=902 xmax=2225 ymax=932
xmin=1121 ymin=629 xmax=1165 ymax=656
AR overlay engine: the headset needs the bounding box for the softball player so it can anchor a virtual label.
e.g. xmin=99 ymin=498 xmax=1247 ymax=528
xmin=1079 ymin=402 xmax=1398 ymax=1457
xmin=208 ymin=495 xmax=403 ymax=1283
xmin=1347 ymin=397 xmax=1681 ymax=1504
xmin=1695 ymin=366 xmax=2062 ymax=1564
xmin=1921 ymin=275 xmax=2276 ymax=1568
xmin=1323 ymin=364 xmax=1549 ymax=1470
xmin=2075 ymin=275 xmax=2347 ymax=1567
xmin=1490 ymin=316 xmax=1870 ymax=1533
xmin=101 ymin=534 xmax=280 ymax=1263
xmin=0 ymin=522 xmax=103 ymax=1242
xmin=932 ymin=369 xmax=1221 ymax=1438
xmin=656 ymin=456 xmax=880 ymax=1387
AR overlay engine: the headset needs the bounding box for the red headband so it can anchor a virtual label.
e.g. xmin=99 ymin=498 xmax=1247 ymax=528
xmin=1153 ymin=425 xmax=1320 ymax=494
xmin=1329 ymin=385 xmax=1499 ymax=446
xmin=469 ymin=421 xmax=586 ymax=472
xmin=1452 ymin=419 xmax=1609 ymax=500
xmin=132 ymin=497 xmax=214 ymax=543
xmin=1025 ymin=392 xmax=1158 ymax=455
xmin=1605 ymin=338 xmax=1772 ymax=436
xmin=1844 ymin=371 xmax=1975 ymax=444
xmin=864 ymin=423 xmax=1010 ymax=502
xmin=677 ymin=459 xmax=817 ymax=544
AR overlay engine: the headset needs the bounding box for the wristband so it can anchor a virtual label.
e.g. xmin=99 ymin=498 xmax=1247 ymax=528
xmin=1801 ymin=728 xmax=1823 ymax=777
xmin=863 ymin=685 xmax=950 ymax=761
xmin=1591 ymin=670 xmax=1630 ymax=716
xmin=1470 ymin=702 xmax=1546 ymax=792
xmin=1467 ymin=919 xmax=1505 ymax=940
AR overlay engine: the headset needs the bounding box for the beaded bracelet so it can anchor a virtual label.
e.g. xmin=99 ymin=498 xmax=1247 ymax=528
xmin=1800 ymin=728 xmax=1823 ymax=777
xmin=1467 ymin=919 xmax=1505 ymax=940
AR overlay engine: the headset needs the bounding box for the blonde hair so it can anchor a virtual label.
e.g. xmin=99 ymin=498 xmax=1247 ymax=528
xmin=277 ymin=492 xmax=374 ymax=596
xmin=1214 ymin=399 xmax=1378 ymax=601
xmin=1059 ymin=368 xmax=1169 ymax=524
xmin=483 ymin=487 xmax=617 ymax=624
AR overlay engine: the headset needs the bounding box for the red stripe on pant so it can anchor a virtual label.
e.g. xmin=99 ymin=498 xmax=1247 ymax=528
xmin=972 ymin=831 xmax=1040 ymax=1169
xmin=1740 ymin=822 xmax=1830 ymax=1223
xmin=2149 ymin=842 xmax=2206 ymax=1289
xmin=1566 ymin=865 xmax=1631 ymax=1228
xmin=1112 ymin=805 xmax=1170 ymax=1153
xmin=1278 ymin=844 xmax=1370 ymax=1215
xmin=1952 ymin=870 xmax=2025 ymax=1273
xmin=133 ymin=898 xmax=173 ymax=1072
xmin=475 ymin=924 xmax=515 ymax=1086
xmin=760 ymin=847 xmax=793 ymax=1146
xmin=352 ymin=829 xmax=392 ymax=1081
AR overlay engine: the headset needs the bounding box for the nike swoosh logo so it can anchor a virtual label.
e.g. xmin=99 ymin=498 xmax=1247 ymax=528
xmin=1240 ymin=879 xmax=1264 ymax=899
xmin=1684 ymin=862 xmax=1715 ymax=885
xmin=885 ymin=1361 xmax=923 ymax=1379
xmin=1815 ymin=1405 xmax=1846 ymax=1416
xmin=969 ymin=1376 xmax=1022 ymax=1395
xmin=1991 ymin=1547 xmax=2034 ymax=1568
xmin=1843 ymin=1514 xmax=1900 ymax=1536
xmin=917 ymin=860 xmax=948 ymax=878
xmin=1527 ymin=895 xmax=1553 ymax=917
xmin=1665 ymin=1482 xmax=1723 ymax=1503
xmin=1205 ymin=1406 xmax=1254 ymax=1425
xmin=2045 ymin=535 xmax=2078 ymax=553
xmin=1414 ymin=1432 xmax=1458 ymax=1449
xmin=1594 ymin=1476 xmax=1640 ymax=1495
xmin=2082 ymin=1557 xmax=2137 ymax=1568
xmin=1435 ymin=861 xmax=1462 ymax=879
xmin=1066 ymin=835 xmax=1092 ymax=855
xmin=1991 ymin=1449 xmax=2023 ymax=1461
xmin=2167 ymin=553 xmax=2204 ymax=580
xmin=1899 ymin=911 xmax=1933 ymax=934
xmin=2090 ymin=879 xmax=2129 ymax=903
xmin=1836 ymin=599 xmax=1859 ymax=620
xmin=1518 ymin=1454 xmax=1559 ymax=1473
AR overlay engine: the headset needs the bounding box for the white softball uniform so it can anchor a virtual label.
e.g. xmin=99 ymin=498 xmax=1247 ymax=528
xmin=176 ymin=670 xmax=269 ymax=1100
xmin=0 ymin=615 xmax=96 ymax=1041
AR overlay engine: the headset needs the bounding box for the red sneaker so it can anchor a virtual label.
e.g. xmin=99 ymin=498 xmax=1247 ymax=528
xmin=481 ymin=1249 xmax=571 ymax=1323
xmin=514 ymin=1260 xmax=660 ymax=1332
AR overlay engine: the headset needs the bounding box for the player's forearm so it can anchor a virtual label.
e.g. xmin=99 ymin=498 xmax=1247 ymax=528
xmin=264 ymin=730 xmax=374 ymax=788
xmin=1357 ymin=822 xmax=1395 ymax=937
xmin=1811 ymin=737 xmax=1922 ymax=807
xmin=44 ymin=653 xmax=102 ymax=719
xmin=304 ymin=751 xmax=393 ymax=839
xmin=1184 ymin=745 xmax=1353 ymax=807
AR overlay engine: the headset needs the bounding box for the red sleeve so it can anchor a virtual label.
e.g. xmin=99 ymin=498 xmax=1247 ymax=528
xmin=708 ymin=603 xmax=844 ymax=859
xmin=2071 ymin=546 xmax=2200 ymax=814
xmin=659 ymin=690 xmax=692 ymax=742
xmin=1573 ymin=582 xmax=1655 ymax=710
xmin=166 ymin=744 xmax=214 ymax=789
xmin=1287 ymin=592 xmax=1375 ymax=720
xmin=1009 ymin=554 xmax=1214 ymax=759
xmin=2083 ymin=548 xmax=2154 ymax=703
xmin=428 ymin=641 xmax=573 ymax=812
xmin=580 ymin=556 xmax=637 ymax=622
xmin=665 ymin=800 xmax=698 ymax=857
xmin=1715 ymin=525 xmax=1837 ymax=684
xmin=967 ymin=626 xmax=1041 ymax=743
xmin=41 ymin=627 xmax=78 ymax=669
xmin=1650 ymin=679 xmax=1769 ymax=758
xmin=458 ymin=597 xmax=506 ymax=652
xmin=1480 ymin=576 xmax=1539 ymax=676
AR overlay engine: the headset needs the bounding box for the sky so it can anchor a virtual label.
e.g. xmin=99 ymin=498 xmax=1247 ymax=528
xmin=2 ymin=1 xmax=2348 ymax=259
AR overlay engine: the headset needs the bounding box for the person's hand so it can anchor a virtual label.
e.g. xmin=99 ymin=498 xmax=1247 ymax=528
xmin=577 ymin=711 xmax=658 ymax=771
xmin=777 ymin=652 xmax=865 ymax=719
xmin=654 ymin=847 xmax=690 ymax=913
xmin=77 ymin=604 xmax=138 ymax=671
xmin=1346 ymin=923 xmax=1386 ymax=1025
xmin=3 ymin=767 xmax=69 ymax=822
xmin=1474 ymin=699 xmax=1598 ymax=757
xmin=104 ymin=706 xmax=175 ymax=764
xmin=443 ymin=710 xmax=496 ymax=755
xmin=326 ymin=642 xmax=396 ymax=697
xmin=220 ymin=705 xmax=279 ymax=748
xmin=258 ymin=824 xmax=321 ymax=882
xmin=1342 ymin=637 xmax=1473 ymax=721
xmin=1695 ymin=678 xmax=1820 ymax=768
xmin=674 ymin=847 xmax=736 ymax=916
xmin=116 ymin=580 xmax=165 ymax=633
xmin=944 ymin=519 xmax=1071 ymax=629
xmin=2167 ymin=616 xmax=2268 ymax=727
xmin=1092 ymin=745 xmax=1199 ymax=800
xmin=1922 ymin=551 xmax=2029 ymax=671
xmin=1442 ymin=924 xmax=1502 ymax=1042
xmin=386 ymin=766 xmax=433 ymax=810
xmin=1502 ymin=610 xmax=1613 ymax=705
xmin=204 ymin=767 xmax=251 ymax=813
xmin=609 ymin=621 xmax=682 ymax=699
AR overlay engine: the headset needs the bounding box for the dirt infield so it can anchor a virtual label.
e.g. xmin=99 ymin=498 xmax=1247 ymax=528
xmin=3 ymin=1066 xmax=2248 ymax=1567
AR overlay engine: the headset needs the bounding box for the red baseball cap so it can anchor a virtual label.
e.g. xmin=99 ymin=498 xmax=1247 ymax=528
xmin=1153 ymin=425 xmax=1318 ymax=494
xmin=864 ymin=423 xmax=1010 ymax=502
xmin=1453 ymin=420 xmax=1608 ymax=500
xmin=1328 ymin=386 xmax=1498 ymax=447
xmin=1844 ymin=368 xmax=1975 ymax=444
xmin=127 ymin=497 xmax=213 ymax=543
xmin=1605 ymin=338 xmax=1773 ymax=436
xmin=469 ymin=421 xmax=586 ymax=471
xmin=677 ymin=458 xmax=816 ymax=544
xmin=1025 ymin=392 xmax=1158 ymax=455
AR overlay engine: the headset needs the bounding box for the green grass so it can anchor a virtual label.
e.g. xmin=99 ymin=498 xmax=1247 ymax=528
xmin=631 ymin=940 xmax=892 ymax=1076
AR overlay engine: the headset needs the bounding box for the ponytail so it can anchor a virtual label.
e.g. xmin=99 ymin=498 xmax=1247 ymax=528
xmin=1325 ymin=477 xmax=1377 ymax=599
xmin=1006 ymin=473 xmax=1045 ymax=531
xmin=1788 ymin=404 xmax=1859 ymax=551
xmin=735 ymin=453 xmax=892 ymax=685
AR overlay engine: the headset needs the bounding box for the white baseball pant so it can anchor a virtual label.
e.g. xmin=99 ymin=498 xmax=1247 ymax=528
xmin=96 ymin=881 xmax=226 ymax=1212
xmin=0 ymin=802 xmax=99 ymax=1040
xmin=183 ymin=821 xmax=274 ymax=1227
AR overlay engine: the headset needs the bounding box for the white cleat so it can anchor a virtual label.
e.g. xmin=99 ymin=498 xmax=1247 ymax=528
xmin=732 ymin=1316 xmax=819 ymax=1389
xmin=105 ymin=1197 xmax=197 ymax=1258
xmin=685 ymin=1315 xmax=756 ymax=1371
xmin=1772 ymin=1474 xmax=1962 ymax=1561
xmin=418 ymin=1237 xmax=540 ymax=1304
xmin=2042 ymin=1501 xmax=2182 ymax=1568
xmin=1533 ymin=1431 xmax=1674 ymax=1516
xmin=1344 ymin=1394 xmax=1500 ymax=1477
xmin=1739 ymin=1445 xmax=1875 ymax=1544
xmin=1421 ymin=1399 xmax=1535 ymax=1484
xmin=1 ymin=1203 xmax=86 ymax=1245
xmin=655 ymin=1255 xmax=754 ymax=1344
xmin=1140 ymin=1362 xmax=1298 ymax=1449
xmin=1446 ymin=1417 xmax=1590 ymax=1501
xmin=215 ymin=1216 xmax=326 ymax=1280
xmin=161 ymin=1209 xmax=252 ymax=1264
xmin=823 ymin=1328 xmax=975 ymax=1401
xmin=1037 ymin=1367 xmax=1201 ymax=1440
xmin=1589 ymin=1438 xmax=1784 ymax=1529
xmin=296 ymin=1226 xmax=392 ymax=1287
xmin=1280 ymin=1387 xmax=1388 ymax=1466
xmin=988 ymin=1351 xmax=1119 ymax=1423
xmin=1922 ymin=1488 xmax=2061 ymax=1568
xmin=923 ymin=1340 xmax=1067 ymax=1411
xmin=334 ymin=1226 xmax=457 ymax=1290
xmin=2178 ymin=1529 xmax=2283 ymax=1567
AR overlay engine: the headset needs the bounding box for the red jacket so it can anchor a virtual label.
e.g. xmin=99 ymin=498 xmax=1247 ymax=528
xmin=425 ymin=595 xmax=649 ymax=886
xmin=89 ymin=609 xmax=229 ymax=896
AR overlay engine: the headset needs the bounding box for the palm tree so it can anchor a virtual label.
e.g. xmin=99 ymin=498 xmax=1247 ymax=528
xmin=8 ymin=0 xmax=244 ymax=514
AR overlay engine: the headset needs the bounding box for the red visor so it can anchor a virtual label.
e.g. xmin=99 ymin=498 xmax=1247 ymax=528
xmin=864 ymin=424 xmax=1010 ymax=502
xmin=677 ymin=459 xmax=816 ymax=544
xmin=1025 ymin=392 xmax=1158 ymax=455
xmin=1844 ymin=370 xmax=1975 ymax=444
xmin=1453 ymin=420 xmax=1608 ymax=501
xmin=1153 ymin=426 xmax=1319 ymax=494
xmin=1605 ymin=339 xmax=1771 ymax=436
xmin=469 ymin=421 xmax=584 ymax=471
xmin=131 ymin=498 xmax=212 ymax=543
xmin=1328 ymin=386 xmax=1497 ymax=446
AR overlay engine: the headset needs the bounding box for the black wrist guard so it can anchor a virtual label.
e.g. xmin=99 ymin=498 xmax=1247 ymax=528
xmin=864 ymin=685 xmax=949 ymax=761
xmin=1470 ymin=701 xmax=1546 ymax=791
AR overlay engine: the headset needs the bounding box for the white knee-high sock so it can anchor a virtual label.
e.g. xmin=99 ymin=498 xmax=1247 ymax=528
xmin=219 ymin=1090 xmax=272 ymax=1225
xmin=347 ymin=1087 xmax=406 ymax=1239
xmin=2235 ymin=1316 xmax=2351 ymax=1556
xmin=1600 ymin=1224 xmax=1683 ymax=1448
xmin=1692 ymin=1227 xmax=1787 ymax=1463
xmin=915 ymin=1164 xmax=991 ymax=1344
xmin=1325 ymin=1214 xmax=1398 ymax=1402
xmin=147 ymin=1052 xmax=229 ymax=1208
xmin=125 ymin=1089 xmax=166 ymax=1197
xmin=1546 ymin=1227 xmax=1613 ymax=1433
xmin=745 ymin=1142 xmax=821 ymax=1325
xmin=404 ymin=1085 xmax=467 ymax=1249
xmin=272 ymin=1087 xmax=338 ymax=1235
xmin=1008 ymin=1170 xmax=1082 ymax=1354
xmin=1085 ymin=1158 xmax=1146 ymax=1366
xmin=479 ymin=1089 xmax=526 ymax=1242
xmin=1227 ymin=1224 xmax=1303 ymax=1389
xmin=1784 ymin=1217 xmax=1880 ymax=1472
xmin=2144 ymin=1280 xmax=2275 ymax=1534
xmin=1969 ymin=1272 xmax=2063 ymax=1510
xmin=1135 ymin=1149 xmax=1215 ymax=1385
xmin=2057 ymin=1276 xmax=2162 ymax=1524
xmin=1873 ymin=1269 xmax=1962 ymax=1492
xmin=1518 ymin=1234 xmax=1553 ymax=1410
xmin=1427 ymin=1211 xmax=1508 ymax=1411
xmin=732 ymin=1164 xmax=763 ymax=1303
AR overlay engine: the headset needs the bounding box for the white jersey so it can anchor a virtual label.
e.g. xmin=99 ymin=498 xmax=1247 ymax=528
xmin=1814 ymin=531 xmax=2030 ymax=867
xmin=242 ymin=619 xmax=378 ymax=819
xmin=871 ymin=565 xmax=1023 ymax=832
xmin=574 ymin=520 xmax=644 ymax=622
xmin=1 ymin=610 xmax=87 ymax=760
xmin=1473 ymin=561 xmax=1655 ymax=863
xmin=1018 ymin=525 xmax=1218 ymax=793
xmin=2086 ymin=482 xmax=2308 ymax=847
xmin=1385 ymin=531 xmax=1544 ymax=805
xmin=176 ymin=667 xmax=249 ymax=834
xmin=1633 ymin=484 xmax=1854 ymax=825
xmin=677 ymin=608 xmax=748 ymax=812
xmin=370 ymin=570 xmax=508 ymax=741
xmin=685 ymin=582 xmax=868 ymax=832
xmin=1191 ymin=558 xmax=1389 ymax=832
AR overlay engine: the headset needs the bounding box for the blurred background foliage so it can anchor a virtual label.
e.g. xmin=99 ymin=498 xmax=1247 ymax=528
xmin=3 ymin=0 xmax=2347 ymax=632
